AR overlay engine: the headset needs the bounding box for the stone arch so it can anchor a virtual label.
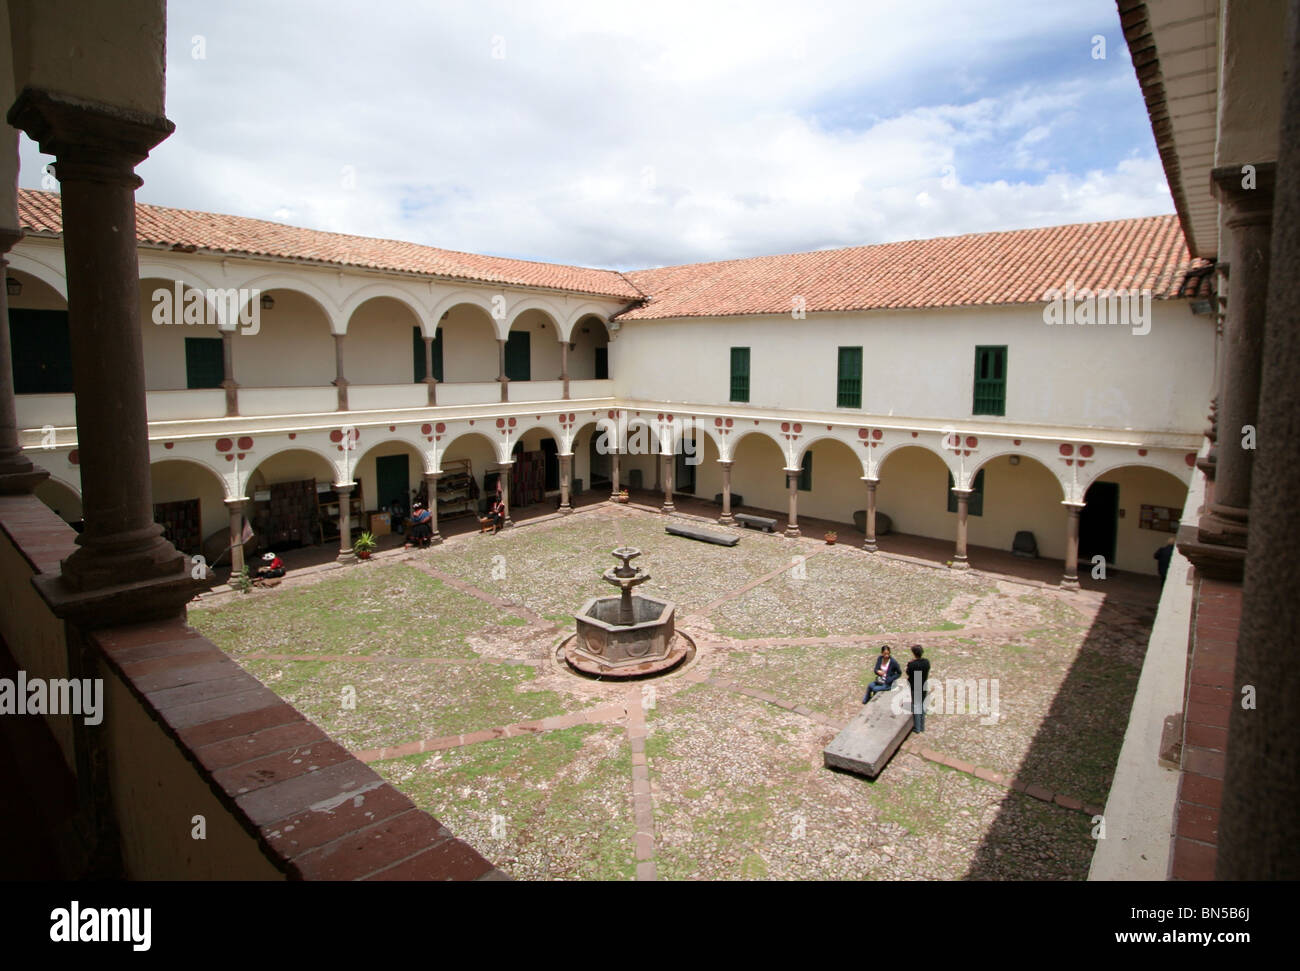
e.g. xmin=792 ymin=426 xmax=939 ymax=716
xmin=969 ymin=450 xmax=1066 ymax=502
xmin=560 ymin=306 xmax=613 ymax=343
xmin=1079 ymin=454 xmax=1194 ymax=496
xmin=245 ymin=444 xmax=343 ymax=496
xmin=6 ymin=253 xmax=67 ymax=300
xmin=149 ymin=454 xmax=234 ymax=499
xmin=237 ymin=273 xmax=344 ymax=333
xmin=429 ymin=290 xmax=498 ymax=333
xmin=340 ymin=283 xmax=434 ymax=336
xmin=793 ymin=432 xmax=864 ymax=475
xmin=875 ymin=438 xmax=959 ymax=480
xmin=506 ymin=295 xmax=565 ymax=339
xmin=33 ymin=475 xmax=82 ymax=523
xmin=433 ymin=299 xmax=502 ymax=384
xmin=343 ymin=294 xmax=426 ymax=386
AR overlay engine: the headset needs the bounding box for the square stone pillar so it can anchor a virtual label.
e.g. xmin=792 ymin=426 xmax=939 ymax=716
xmin=718 ymin=460 xmax=735 ymax=525
xmin=10 ymin=89 xmax=198 ymax=626
xmin=950 ymin=488 xmax=972 ymax=569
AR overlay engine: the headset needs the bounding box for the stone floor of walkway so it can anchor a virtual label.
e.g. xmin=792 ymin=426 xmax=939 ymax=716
xmin=189 ymin=499 xmax=1158 ymax=880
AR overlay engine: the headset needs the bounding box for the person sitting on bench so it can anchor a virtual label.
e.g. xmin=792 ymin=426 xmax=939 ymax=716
xmin=407 ymin=501 xmax=433 ymax=548
xmin=862 ymin=644 xmax=901 ymax=702
xmin=488 ymin=496 xmax=506 ymax=533
xmin=258 ymin=552 xmax=285 ymax=579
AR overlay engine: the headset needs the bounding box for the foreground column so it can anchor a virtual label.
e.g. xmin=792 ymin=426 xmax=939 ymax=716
xmin=332 ymin=332 xmax=349 ymax=411
xmin=13 ymin=90 xmax=196 ymax=624
xmin=0 ymin=230 xmax=48 ymax=493
xmin=1189 ymin=164 xmax=1275 ymax=578
xmin=609 ymin=449 xmax=621 ymax=500
xmin=660 ymin=454 xmax=675 ymax=513
xmin=862 ymin=476 xmax=879 ymax=552
xmin=336 ymin=483 xmax=355 ymax=562
xmin=950 ymin=488 xmax=972 ymax=569
xmin=1060 ymin=501 xmax=1083 ymax=589
xmin=718 ymin=459 xmax=735 ymax=525
xmin=784 ymin=469 xmax=800 ymax=538
xmin=423 ymin=472 xmax=442 ymax=544
xmin=1218 ymin=8 xmax=1300 ymax=879
xmin=559 ymin=453 xmax=573 ymax=514
xmin=423 ymin=335 xmax=437 ymax=406
xmin=224 ymin=497 xmax=248 ymax=578
xmin=220 ymin=327 xmax=239 ymax=417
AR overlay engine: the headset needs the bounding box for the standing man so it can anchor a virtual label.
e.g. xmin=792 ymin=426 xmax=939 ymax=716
xmin=906 ymin=645 xmax=930 ymax=733
xmin=1154 ymin=537 xmax=1174 ymax=584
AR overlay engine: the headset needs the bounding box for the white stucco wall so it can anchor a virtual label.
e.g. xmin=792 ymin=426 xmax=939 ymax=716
xmin=611 ymin=302 xmax=1214 ymax=435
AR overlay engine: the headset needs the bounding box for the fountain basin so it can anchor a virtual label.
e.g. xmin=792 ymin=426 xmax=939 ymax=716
xmin=572 ymin=594 xmax=675 ymax=668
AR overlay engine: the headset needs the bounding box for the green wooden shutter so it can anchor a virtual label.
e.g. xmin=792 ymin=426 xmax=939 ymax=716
xmin=799 ymin=450 xmax=813 ymax=491
xmin=413 ymin=327 xmax=425 ymax=382
xmin=9 ymin=308 xmax=73 ymax=394
xmin=837 ymin=347 xmax=862 ymax=408
xmin=730 ymin=347 xmax=750 ymax=402
xmin=973 ymin=346 xmax=1007 ymax=416
xmin=505 ymin=330 xmax=530 ymax=381
xmin=184 ymin=337 xmax=224 ymax=390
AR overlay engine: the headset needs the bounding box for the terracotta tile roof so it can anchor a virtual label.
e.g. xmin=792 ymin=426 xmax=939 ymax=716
xmin=16 ymin=189 xmax=642 ymax=301
xmin=17 ymin=189 xmax=1209 ymax=318
xmin=618 ymin=214 xmax=1210 ymax=320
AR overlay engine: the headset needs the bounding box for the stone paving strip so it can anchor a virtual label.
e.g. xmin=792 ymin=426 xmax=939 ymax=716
xmin=700 ymin=672 xmax=1102 ymax=818
xmin=683 ymin=549 xmax=827 ymax=621
xmin=401 ymin=559 xmax=558 ymax=629
xmin=730 ymin=624 xmax=1038 ymax=649
xmin=242 ymin=652 xmax=543 ymax=667
xmin=352 ymin=701 xmax=626 ymax=763
xmin=625 ymin=683 xmax=656 ymax=881
xmin=899 ymin=737 xmax=1105 ymax=818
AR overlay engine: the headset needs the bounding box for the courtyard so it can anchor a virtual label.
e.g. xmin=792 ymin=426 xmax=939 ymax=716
xmin=188 ymin=502 xmax=1157 ymax=881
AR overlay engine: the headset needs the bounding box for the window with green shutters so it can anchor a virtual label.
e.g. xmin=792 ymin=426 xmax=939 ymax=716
xmin=413 ymin=327 xmax=443 ymax=382
xmin=947 ymin=469 xmax=985 ymax=516
xmin=505 ymin=330 xmax=531 ymax=381
xmin=730 ymin=347 xmax=750 ymax=402
xmin=184 ymin=337 xmax=224 ymax=390
xmin=973 ymin=345 xmax=1007 ymax=416
xmin=837 ymin=347 xmax=862 ymax=408
xmin=8 ymin=308 xmax=73 ymax=394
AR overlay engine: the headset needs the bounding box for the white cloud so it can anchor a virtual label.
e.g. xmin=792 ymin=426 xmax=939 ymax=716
xmin=15 ymin=0 xmax=1173 ymax=270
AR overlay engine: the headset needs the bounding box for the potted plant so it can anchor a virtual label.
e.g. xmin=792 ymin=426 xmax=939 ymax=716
xmin=614 ymin=489 xmax=629 ymax=503
xmin=824 ymin=530 xmax=837 ymax=545
xmin=353 ymin=531 xmax=378 ymax=560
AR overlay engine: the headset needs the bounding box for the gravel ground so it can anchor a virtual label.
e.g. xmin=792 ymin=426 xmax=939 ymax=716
xmin=189 ymin=503 xmax=1152 ymax=880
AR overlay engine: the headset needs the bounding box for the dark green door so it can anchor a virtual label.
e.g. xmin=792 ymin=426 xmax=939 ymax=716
xmin=505 ymin=330 xmax=530 ymax=381
xmin=375 ymin=454 xmax=410 ymax=511
xmin=9 ymin=308 xmax=73 ymax=394
xmin=185 ymin=337 xmax=224 ymax=389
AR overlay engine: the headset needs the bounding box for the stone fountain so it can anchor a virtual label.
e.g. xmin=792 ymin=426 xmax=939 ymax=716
xmin=562 ymin=547 xmax=691 ymax=678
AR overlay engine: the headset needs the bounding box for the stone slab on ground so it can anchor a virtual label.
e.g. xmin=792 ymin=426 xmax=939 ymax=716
xmin=665 ymin=523 xmax=740 ymax=547
xmin=823 ymin=685 xmax=912 ymax=778
xmin=734 ymin=513 xmax=777 ymax=533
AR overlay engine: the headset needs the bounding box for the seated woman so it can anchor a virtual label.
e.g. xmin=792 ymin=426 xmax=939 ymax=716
xmin=488 ymin=496 xmax=506 ymax=533
xmin=257 ymin=551 xmax=285 ymax=579
xmin=407 ymin=501 xmax=433 ymax=548
xmin=863 ymin=644 xmax=901 ymax=703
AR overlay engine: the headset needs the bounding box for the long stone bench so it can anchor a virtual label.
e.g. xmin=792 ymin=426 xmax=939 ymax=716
xmin=823 ymin=683 xmax=913 ymax=778
xmin=666 ymin=523 xmax=740 ymax=547
xmin=734 ymin=513 xmax=777 ymax=533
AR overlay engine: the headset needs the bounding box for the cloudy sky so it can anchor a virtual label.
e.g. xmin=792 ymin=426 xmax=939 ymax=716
xmin=19 ymin=0 xmax=1172 ymax=271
